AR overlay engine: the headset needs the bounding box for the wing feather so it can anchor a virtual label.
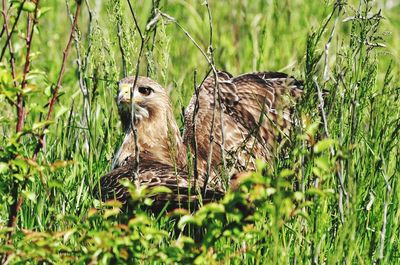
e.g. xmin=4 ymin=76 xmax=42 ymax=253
xmin=183 ymin=71 xmax=303 ymax=178
xmin=95 ymin=155 xmax=224 ymax=207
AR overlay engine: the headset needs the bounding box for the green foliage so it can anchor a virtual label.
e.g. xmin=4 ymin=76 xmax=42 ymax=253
xmin=0 ymin=0 xmax=399 ymax=264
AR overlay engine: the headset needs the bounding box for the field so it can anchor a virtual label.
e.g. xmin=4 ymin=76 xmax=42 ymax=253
xmin=0 ymin=0 xmax=399 ymax=264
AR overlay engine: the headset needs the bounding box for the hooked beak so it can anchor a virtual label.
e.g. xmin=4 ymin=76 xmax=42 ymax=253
xmin=117 ymin=95 xmax=143 ymax=105
xmin=116 ymin=84 xmax=143 ymax=105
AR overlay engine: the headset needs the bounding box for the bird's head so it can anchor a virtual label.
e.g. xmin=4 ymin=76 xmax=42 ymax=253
xmin=113 ymin=76 xmax=186 ymax=169
xmin=116 ymin=76 xmax=169 ymax=132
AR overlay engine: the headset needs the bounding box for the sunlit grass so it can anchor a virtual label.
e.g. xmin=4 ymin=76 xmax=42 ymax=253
xmin=0 ymin=0 xmax=399 ymax=263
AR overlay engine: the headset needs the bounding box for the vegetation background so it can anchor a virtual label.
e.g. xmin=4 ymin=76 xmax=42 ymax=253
xmin=0 ymin=0 xmax=399 ymax=263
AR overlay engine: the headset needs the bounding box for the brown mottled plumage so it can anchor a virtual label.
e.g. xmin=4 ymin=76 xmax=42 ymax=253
xmin=97 ymin=155 xmax=223 ymax=208
xmin=184 ymin=71 xmax=303 ymax=177
xmin=96 ymin=71 xmax=303 ymax=206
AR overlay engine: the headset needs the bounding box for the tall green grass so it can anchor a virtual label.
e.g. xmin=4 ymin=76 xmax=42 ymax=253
xmin=0 ymin=0 xmax=399 ymax=263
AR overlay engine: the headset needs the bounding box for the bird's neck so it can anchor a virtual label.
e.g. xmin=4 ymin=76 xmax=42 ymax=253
xmin=112 ymin=109 xmax=187 ymax=170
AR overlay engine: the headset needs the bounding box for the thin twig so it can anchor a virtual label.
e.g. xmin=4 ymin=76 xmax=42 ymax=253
xmin=0 ymin=2 xmax=18 ymax=36
xmin=1 ymin=0 xmax=18 ymax=88
xmin=159 ymin=11 xmax=216 ymax=73
xmin=116 ymin=7 xmax=127 ymax=78
xmin=190 ymin=68 xmax=213 ymax=201
xmin=314 ymin=79 xmax=332 ymax=145
xmin=319 ymin=14 xmax=348 ymax=223
xmin=126 ymin=0 xmax=146 ymax=183
xmin=159 ymin=8 xmax=222 ymax=198
xmin=0 ymin=22 xmax=4 ymax=39
xmin=32 ymin=0 xmax=82 ymax=160
xmin=0 ymin=1 xmax=25 ymax=62
xmin=83 ymin=0 xmax=93 ymax=76
xmin=192 ymin=70 xmax=199 ymax=192
xmin=7 ymin=0 xmax=41 ymax=234
xmin=314 ymin=78 xmax=347 ymax=223
xmin=337 ymin=75 xmax=346 ymax=225
xmin=322 ymin=18 xmax=337 ymax=82
xmin=146 ymin=0 xmax=160 ymax=76
xmin=206 ymin=0 xmax=226 ymax=179
xmin=202 ymin=0 xmax=223 ymax=198
xmin=66 ymin=0 xmax=90 ymax=154
xmin=17 ymin=0 xmax=41 ymax=132
xmin=5 ymin=1 xmax=81 ymax=238
xmin=379 ymin=169 xmax=392 ymax=262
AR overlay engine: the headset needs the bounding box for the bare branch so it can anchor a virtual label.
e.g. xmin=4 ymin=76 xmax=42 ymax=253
xmin=83 ymin=0 xmax=93 ymax=74
xmin=17 ymin=0 xmax=41 ymax=132
xmin=66 ymin=0 xmax=90 ymax=154
xmin=159 ymin=11 xmax=216 ymax=73
xmin=117 ymin=22 xmax=127 ymax=77
xmin=191 ymin=71 xmax=199 ymax=190
xmin=202 ymin=0 xmax=222 ymax=198
xmin=6 ymin=0 xmax=42 ymax=241
xmin=116 ymin=2 xmax=127 ymax=78
xmin=379 ymin=170 xmax=392 ymax=261
xmin=0 ymin=0 xmax=25 ymax=62
xmin=314 ymin=78 xmax=347 ymax=223
xmin=126 ymin=0 xmax=146 ymax=183
xmin=322 ymin=18 xmax=337 ymax=82
xmin=159 ymin=6 xmax=223 ymax=198
xmin=33 ymin=0 xmax=82 ymax=160
xmin=1 ymin=0 xmax=18 ymax=89
xmin=146 ymin=0 xmax=160 ymax=76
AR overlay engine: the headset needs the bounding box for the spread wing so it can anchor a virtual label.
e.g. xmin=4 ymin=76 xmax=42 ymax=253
xmin=183 ymin=71 xmax=303 ymax=178
xmin=95 ymin=155 xmax=224 ymax=207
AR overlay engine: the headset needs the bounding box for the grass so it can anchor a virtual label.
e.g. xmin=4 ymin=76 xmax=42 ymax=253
xmin=0 ymin=0 xmax=399 ymax=264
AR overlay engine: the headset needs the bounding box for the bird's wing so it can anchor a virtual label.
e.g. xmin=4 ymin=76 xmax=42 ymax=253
xmin=183 ymin=71 xmax=303 ymax=178
xmin=95 ymin=155 xmax=224 ymax=206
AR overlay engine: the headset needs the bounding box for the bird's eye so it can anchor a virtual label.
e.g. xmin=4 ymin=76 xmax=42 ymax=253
xmin=138 ymin=86 xmax=153 ymax=96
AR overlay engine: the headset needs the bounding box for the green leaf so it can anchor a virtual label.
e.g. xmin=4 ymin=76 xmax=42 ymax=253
xmin=47 ymin=180 xmax=63 ymax=189
xmin=306 ymin=188 xmax=326 ymax=197
xmin=44 ymin=85 xmax=52 ymax=97
xmin=63 ymin=229 xmax=76 ymax=244
xmin=0 ymin=162 xmax=8 ymax=174
xmin=201 ymin=202 xmax=225 ymax=214
xmin=312 ymin=167 xmax=323 ymax=178
xmin=11 ymin=158 xmax=28 ymax=173
xmin=255 ymin=159 xmax=267 ymax=172
xmin=305 ymin=122 xmax=320 ymax=137
xmin=0 ymin=85 xmax=21 ymax=101
xmin=38 ymin=7 xmax=52 ymax=18
xmin=22 ymin=2 xmax=37 ymax=13
xmin=147 ymin=186 xmax=172 ymax=196
xmin=314 ymin=139 xmax=336 ymax=153
xmin=22 ymin=190 xmax=37 ymax=203
xmin=314 ymin=156 xmax=330 ymax=172
xmin=143 ymin=197 xmax=154 ymax=206
xmin=176 ymin=235 xmax=195 ymax=246
xmin=293 ymin=209 xmax=310 ymax=221
xmin=293 ymin=191 xmax=304 ymax=201
xmin=55 ymin=105 xmax=69 ymax=119
xmin=169 ymin=208 xmax=189 ymax=216
xmin=12 ymin=1 xmax=36 ymax=13
xmin=279 ymin=169 xmax=294 ymax=178
xmin=178 ymin=215 xmax=198 ymax=229
xmin=128 ymin=214 xmax=151 ymax=227
xmin=103 ymin=208 xmax=121 ymax=219
xmin=104 ymin=200 xmax=123 ymax=208
xmin=32 ymin=120 xmax=53 ymax=130
xmin=265 ymin=187 xmax=276 ymax=196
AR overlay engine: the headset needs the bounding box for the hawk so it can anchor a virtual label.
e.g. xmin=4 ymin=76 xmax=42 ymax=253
xmin=95 ymin=71 xmax=303 ymax=207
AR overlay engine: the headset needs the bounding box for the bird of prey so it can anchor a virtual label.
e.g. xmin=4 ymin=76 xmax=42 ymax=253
xmin=96 ymin=71 xmax=303 ymax=207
